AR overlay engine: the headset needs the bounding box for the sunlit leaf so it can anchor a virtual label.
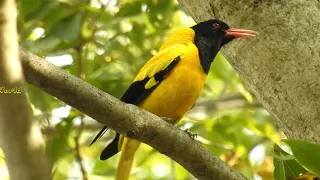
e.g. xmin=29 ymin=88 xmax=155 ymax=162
xmin=284 ymin=139 xmax=320 ymax=176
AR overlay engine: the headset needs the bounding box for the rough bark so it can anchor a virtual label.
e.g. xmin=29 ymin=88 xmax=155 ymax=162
xmin=0 ymin=1 xmax=50 ymax=180
xmin=20 ymin=48 xmax=247 ymax=180
xmin=178 ymin=0 xmax=320 ymax=143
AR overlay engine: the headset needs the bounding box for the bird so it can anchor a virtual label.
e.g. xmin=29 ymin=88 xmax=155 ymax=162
xmin=90 ymin=19 xmax=256 ymax=180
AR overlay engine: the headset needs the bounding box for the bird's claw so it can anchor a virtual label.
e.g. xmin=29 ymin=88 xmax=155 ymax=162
xmin=161 ymin=117 xmax=174 ymax=124
xmin=184 ymin=128 xmax=197 ymax=140
xmin=160 ymin=118 xmax=196 ymax=139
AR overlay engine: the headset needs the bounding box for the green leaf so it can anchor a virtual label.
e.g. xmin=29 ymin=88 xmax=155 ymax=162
xmin=116 ymin=1 xmax=143 ymax=18
xmin=42 ymin=5 xmax=73 ymax=31
xmin=273 ymin=144 xmax=308 ymax=180
xmin=51 ymin=15 xmax=81 ymax=43
xmin=45 ymin=118 xmax=73 ymax=163
xmin=274 ymin=159 xmax=307 ymax=180
xmin=25 ymin=0 xmax=59 ymax=21
xmin=128 ymin=22 xmax=144 ymax=47
xmin=27 ymin=84 xmax=60 ymax=112
xmin=274 ymin=160 xmax=286 ymax=180
xmin=18 ymin=0 xmax=42 ymax=17
xmin=284 ymin=139 xmax=320 ymax=176
xmin=31 ymin=35 xmax=61 ymax=53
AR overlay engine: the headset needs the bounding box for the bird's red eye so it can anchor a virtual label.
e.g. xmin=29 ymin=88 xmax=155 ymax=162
xmin=213 ymin=23 xmax=220 ymax=29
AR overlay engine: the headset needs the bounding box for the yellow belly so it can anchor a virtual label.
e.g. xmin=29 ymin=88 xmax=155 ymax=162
xmin=139 ymin=54 xmax=207 ymax=121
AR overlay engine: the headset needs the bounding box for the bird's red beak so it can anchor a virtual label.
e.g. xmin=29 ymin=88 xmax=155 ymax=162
xmin=225 ymin=28 xmax=257 ymax=38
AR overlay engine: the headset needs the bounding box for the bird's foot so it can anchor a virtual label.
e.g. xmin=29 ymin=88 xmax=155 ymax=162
xmin=184 ymin=128 xmax=197 ymax=140
xmin=161 ymin=117 xmax=174 ymax=124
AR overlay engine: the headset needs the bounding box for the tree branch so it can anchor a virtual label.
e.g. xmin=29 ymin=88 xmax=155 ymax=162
xmin=178 ymin=0 xmax=320 ymax=143
xmin=0 ymin=1 xmax=50 ymax=180
xmin=20 ymin=47 xmax=247 ymax=180
xmin=193 ymin=93 xmax=262 ymax=113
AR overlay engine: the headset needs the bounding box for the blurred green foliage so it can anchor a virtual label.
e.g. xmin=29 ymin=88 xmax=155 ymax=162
xmin=1 ymin=0 xmax=315 ymax=180
xmin=282 ymin=140 xmax=320 ymax=177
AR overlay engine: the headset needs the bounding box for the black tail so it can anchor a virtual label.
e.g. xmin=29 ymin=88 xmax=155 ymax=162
xmin=100 ymin=133 xmax=120 ymax=160
xmin=90 ymin=126 xmax=108 ymax=146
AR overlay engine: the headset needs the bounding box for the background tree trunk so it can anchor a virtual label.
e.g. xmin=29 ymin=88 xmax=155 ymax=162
xmin=0 ymin=1 xmax=50 ymax=179
xmin=178 ymin=0 xmax=320 ymax=143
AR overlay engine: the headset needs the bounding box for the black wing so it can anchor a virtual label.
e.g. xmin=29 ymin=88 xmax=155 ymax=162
xmin=93 ymin=56 xmax=181 ymax=160
xmin=121 ymin=56 xmax=181 ymax=104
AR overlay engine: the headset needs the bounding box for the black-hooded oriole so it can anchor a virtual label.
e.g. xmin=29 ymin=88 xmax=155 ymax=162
xmin=91 ymin=19 xmax=256 ymax=180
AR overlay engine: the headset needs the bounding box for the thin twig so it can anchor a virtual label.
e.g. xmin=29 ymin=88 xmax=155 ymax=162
xmin=192 ymin=93 xmax=262 ymax=113
xmin=196 ymin=136 xmax=234 ymax=152
xmin=74 ymin=118 xmax=88 ymax=180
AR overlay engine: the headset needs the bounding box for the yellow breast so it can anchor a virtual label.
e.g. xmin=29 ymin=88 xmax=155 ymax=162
xmin=139 ymin=43 xmax=207 ymax=121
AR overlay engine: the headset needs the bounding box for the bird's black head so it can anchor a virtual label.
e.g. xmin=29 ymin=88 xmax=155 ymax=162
xmin=191 ymin=19 xmax=256 ymax=73
xmin=192 ymin=19 xmax=232 ymax=45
